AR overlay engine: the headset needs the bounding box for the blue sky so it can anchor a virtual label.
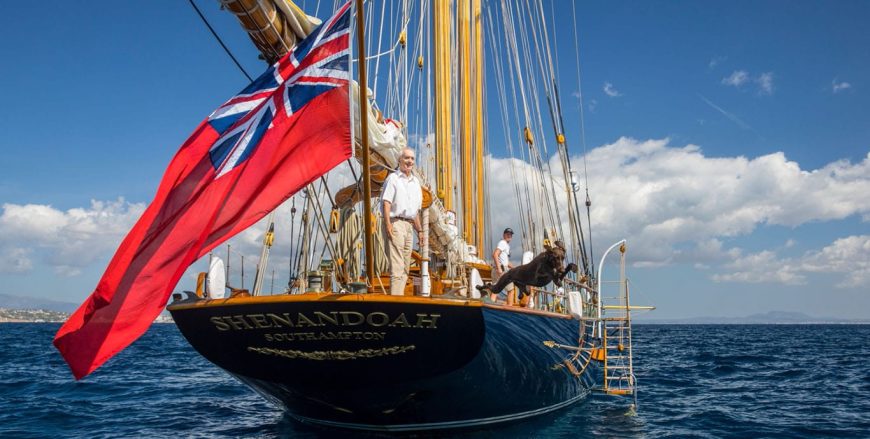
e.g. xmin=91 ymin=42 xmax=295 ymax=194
xmin=1 ymin=1 xmax=868 ymax=319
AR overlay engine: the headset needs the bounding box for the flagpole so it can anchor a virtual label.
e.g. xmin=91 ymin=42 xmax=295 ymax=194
xmin=355 ymin=0 xmax=375 ymax=289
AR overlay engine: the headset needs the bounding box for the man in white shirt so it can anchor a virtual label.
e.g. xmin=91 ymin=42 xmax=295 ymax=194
xmin=488 ymin=228 xmax=514 ymax=302
xmin=381 ymin=147 xmax=424 ymax=296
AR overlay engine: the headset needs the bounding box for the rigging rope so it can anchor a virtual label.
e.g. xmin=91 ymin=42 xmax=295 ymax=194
xmin=570 ymin=0 xmax=595 ymax=274
xmin=187 ymin=0 xmax=253 ymax=82
xmin=486 ymin=5 xmax=528 ymax=248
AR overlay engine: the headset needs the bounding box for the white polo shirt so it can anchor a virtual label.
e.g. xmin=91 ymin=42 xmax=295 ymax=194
xmin=496 ymin=239 xmax=510 ymax=269
xmin=382 ymin=170 xmax=422 ymax=220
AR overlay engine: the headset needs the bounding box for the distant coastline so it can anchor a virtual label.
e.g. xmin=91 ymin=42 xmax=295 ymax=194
xmin=0 ymin=308 xmax=174 ymax=324
xmin=0 ymin=308 xmax=69 ymax=323
xmin=0 ymin=293 xmax=174 ymax=323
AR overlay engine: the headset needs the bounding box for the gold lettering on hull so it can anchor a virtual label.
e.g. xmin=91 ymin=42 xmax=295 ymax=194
xmin=247 ymin=345 xmax=416 ymax=360
xmin=209 ymin=311 xmax=441 ymax=331
xmin=263 ymin=331 xmax=386 ymax=342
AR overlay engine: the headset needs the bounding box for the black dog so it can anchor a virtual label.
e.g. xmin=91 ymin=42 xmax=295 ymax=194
xmin=477 ymin=241 xmax=577 ymax=299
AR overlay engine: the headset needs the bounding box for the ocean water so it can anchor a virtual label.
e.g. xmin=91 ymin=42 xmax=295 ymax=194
xmin=1 ymin=324 xmax=868 ymax=438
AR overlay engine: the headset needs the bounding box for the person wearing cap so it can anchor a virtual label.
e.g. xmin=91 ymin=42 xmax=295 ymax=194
xmin=489 ymin=228 xmax=515 ymax=301
xmin=382 ymin=147 xmax=424 ymax=296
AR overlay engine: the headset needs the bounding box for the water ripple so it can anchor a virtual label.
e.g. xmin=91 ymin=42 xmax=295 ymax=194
xmin=1 ymin=323 xmax=869 ymax=437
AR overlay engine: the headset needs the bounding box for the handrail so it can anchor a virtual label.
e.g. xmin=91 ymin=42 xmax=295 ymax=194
xmin=561 ymin=278 xmax=597 ymax=294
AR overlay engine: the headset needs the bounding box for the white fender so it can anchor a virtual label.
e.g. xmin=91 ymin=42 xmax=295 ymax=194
xmin=469 ymin=268 xmax=483 ymax=299
xmin=207 ymin=257 xmax=226 ymax=299
xmin=567 ymin=290 xmax=583 ymax=318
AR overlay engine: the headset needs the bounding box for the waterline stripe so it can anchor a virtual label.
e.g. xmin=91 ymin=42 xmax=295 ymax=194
xmin=291 ymin=389 xmax=590 ymax=432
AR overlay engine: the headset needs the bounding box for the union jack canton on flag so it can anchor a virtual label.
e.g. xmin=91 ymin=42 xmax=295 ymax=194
xmin=207 ymin=1 xmax=352 ymax=177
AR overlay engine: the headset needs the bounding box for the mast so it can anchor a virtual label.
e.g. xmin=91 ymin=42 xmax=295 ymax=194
xmin=251 ymin=216 xmax=275 ymax=296
xmin=473 ymin=0 xmax=485 ymax=252
xmin=434 ymin=0 xmax=453 ymax=210
xmin=299 ymin=194 xmax=312 ymax=290
xmin=459 ymin=0 xmax=473 ymax=244
xmin=355 ymin=0 xmax=376 ymax=284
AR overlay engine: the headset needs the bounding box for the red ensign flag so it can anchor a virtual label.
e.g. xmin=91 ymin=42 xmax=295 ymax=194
xmin=54 ymin=3 xmax=353 ymax=379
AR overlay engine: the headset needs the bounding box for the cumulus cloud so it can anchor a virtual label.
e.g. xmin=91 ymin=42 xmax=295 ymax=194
xmin=0 ymin=199 xmax=145 ymax=275
xmin=722 ymin=70 xmax=749 ymax=87
xmin=603 ymin=82 xmax=622 ymax=97
xmin=800 ymin=235 xmax=870 ymax=287
xmin=832 ymin=79 xmax=851 ymax=93
xmin=485 ymin=138 xmax=870 ymax=280
xmin=756 ymin=72 xmax=774 ymax=95
xmin=712 ymin=250 xmax=805 ymax=285
xmin=0 ymin=247 xmax=32 ymax=273
xmin=713 ymin=235 xmax=870 ymax=288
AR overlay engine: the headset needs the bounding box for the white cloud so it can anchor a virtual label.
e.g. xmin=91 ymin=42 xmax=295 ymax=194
xmin=722 ymin=70 xmax=749 ymax=87
xmin=832 ymin=79 xmax=852 ymax=93
xmin=0 ymin=247 xmax=32 ymax=273
xmin=0 ymin=198 xmax=145 ymax=275
xmin=603 ymin=82 xmax=622 ymax=97
xmin=756 ymin=72 xmax=774 ymax=95
xmin=713 ymin=235 xmax=870 ymax=288
xmin=712 ymin=250 xmax=806 ymax=285
xmin=485 ymin=138 xmax=870 ymax=273
xmin=588 ymin=99 xmax=598 ymax=113
xmin=721 ymin=70 xmax=774 ymax=95
xmin=800 ymin=235 xmax=870 ymax=288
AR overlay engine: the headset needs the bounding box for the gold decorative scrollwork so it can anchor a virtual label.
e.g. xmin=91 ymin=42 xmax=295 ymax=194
xmin=247 ymin=345 xmax=416 ymax=360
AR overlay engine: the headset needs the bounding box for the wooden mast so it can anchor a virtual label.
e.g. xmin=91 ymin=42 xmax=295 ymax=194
xmin=473 ymin=0 xmax=485 ymax=252
xmin=354 ymin=0 xmax=375 ymax=285
xmin=434 ymin=0 xmax=452 ymax=210
xmin=459 ymin=0 xmax=473 ymax=244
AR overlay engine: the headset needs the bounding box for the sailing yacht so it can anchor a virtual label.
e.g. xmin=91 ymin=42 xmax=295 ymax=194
xmin=62 ymin=0 xmax=652 ymax=432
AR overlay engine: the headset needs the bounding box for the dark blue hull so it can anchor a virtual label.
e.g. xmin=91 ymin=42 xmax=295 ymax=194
xmin=168 ymin=295 xmax=597 ymax=431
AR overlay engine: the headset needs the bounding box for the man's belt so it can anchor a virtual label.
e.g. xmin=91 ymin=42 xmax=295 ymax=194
xmin=390 ymin=217 xmax=415 ymax=223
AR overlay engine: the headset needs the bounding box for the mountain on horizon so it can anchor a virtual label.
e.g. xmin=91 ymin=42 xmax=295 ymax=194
xmin=634 ymin=310 xmax=867 ymax=324
xmin=0 ymin=293 xmax=78 ymax=313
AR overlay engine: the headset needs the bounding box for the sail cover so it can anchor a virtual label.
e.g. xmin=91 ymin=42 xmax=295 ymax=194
xmin=54 ymin=2 xmax=353 ymax=379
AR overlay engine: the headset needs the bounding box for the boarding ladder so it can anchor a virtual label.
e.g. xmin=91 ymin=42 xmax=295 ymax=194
xmin=593 ymin=240 xmax=652 ymax=401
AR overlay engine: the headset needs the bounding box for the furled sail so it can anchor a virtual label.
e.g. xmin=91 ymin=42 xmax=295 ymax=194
xmin=220 ymin=0 xmax=321 ymax=63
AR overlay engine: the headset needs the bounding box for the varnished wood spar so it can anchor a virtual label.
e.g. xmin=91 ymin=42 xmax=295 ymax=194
xmin=355 ymin=0 xmax=376 ymax=287
xmin=473 ymin=0 xmax=485 ymax=252
xmin=434 ymin=0 xmax=452 ymax=208
xmin=459 ymin=0 xmax=473 ymax=244
xmin=222 ymin=0 xmax=318 ymax=63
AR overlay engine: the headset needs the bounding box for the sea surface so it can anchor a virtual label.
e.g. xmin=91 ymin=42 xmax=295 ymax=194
xmin=1 ymin=323 xmax=868 ymax=438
